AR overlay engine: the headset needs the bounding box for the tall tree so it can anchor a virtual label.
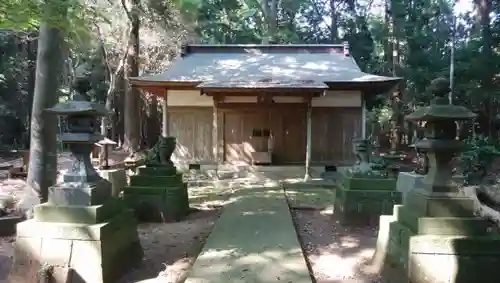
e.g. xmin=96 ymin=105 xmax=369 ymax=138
xmin=330 ymin=0 xmax=338 ymax=42
xmin=475 ymin=0 xmax=494 ymax=136
xmin=261 ymin=0 xmax=278 ymax=43
xmin=122 ymin=0 xmax=142 ymax=154
xmin=26 ymin=0 xmax=68 ymax=202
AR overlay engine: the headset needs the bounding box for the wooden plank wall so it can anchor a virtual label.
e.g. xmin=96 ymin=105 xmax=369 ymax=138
xmin=223 ymin=109 xmax=263 ymax=164
xmin=166 ymin=106 xmax=362 ymax=165
xmin=220 ymin=105 xmax=308 ymax=164
xmin=168 ymin=107 xmax=214 ymax=163
xmin=311 ymin=107 xmax=362 ymax=164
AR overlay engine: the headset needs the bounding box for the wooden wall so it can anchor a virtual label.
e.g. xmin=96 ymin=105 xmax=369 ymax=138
xmin=166 ymin=105 xmax=362 ymax=165
xmin=168 ymin=107 xmax=214 ymax=163
xmin=221 ymin=105 xmax=308 ymax=164
xmin=311 ymin=107 xmax=362 ymax=164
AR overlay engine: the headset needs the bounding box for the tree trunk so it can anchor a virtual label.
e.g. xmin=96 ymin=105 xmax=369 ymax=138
xmin=383 ymin=0 xmax=392 ymax=74
xmin=261 ymin=0 xmax=277 ymax=43
xmin=26 ymin=21 xmax=66 ymax=203
xmin=115 ymin=88 xmax=125 ymax=147
xmin=96 ymin=24 xmax=127 ymax=165
xmin=476 ymin=0 xmax=494 ymax=137
xmin=269 ymin=0 xmax=278 ymax=42
xmin=330 ymin=0 xmax=337 ymax=43
xmin=25 ymin=34 xmax=37 ymax=148
xmin=146 ymin=95 xmax=160 ymax=147
xmin=123 ymin=0 xmax=142 ymax=154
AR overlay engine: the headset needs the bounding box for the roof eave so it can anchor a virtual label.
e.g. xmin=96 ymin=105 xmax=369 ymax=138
xmin=326 ymin=77 xmax=402 ymax=94
xmin=129 ymin=77 xmax=199 ymax=88
xmin=199 ymin=87 xmax=327 ymax=95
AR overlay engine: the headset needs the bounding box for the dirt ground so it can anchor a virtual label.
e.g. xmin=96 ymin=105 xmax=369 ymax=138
xmin=292 ymin=209 xmax=382 ymax=283
xmin=0 ymin=151 xmax=226 ymax=283
xmin=0 ymin=208 xmax=221 ymax=283
xmin=117 ymin=208 xmax=222 ymax=283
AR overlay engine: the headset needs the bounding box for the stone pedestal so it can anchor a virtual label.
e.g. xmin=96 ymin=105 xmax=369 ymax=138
xmin=8 ymin=180 xmax=143 ymax=283
xmin=98 ymin=168 xmax=127 ymax=197
xmin=123 ymin=166 xmax=189 ymax=222
xmin=377 ymin=189 xmax=500 ymax=283
xmin=396 ymin=172 xmax=464 ymax=200
xmin=335 ymin=172 xmax=401 ymax=225
xmin=396 ymin=172 xmax=424 ymax=199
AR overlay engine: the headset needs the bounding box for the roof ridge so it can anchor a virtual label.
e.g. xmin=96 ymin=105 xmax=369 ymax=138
xmin=181 ymin=43 xmax=349 ymax=57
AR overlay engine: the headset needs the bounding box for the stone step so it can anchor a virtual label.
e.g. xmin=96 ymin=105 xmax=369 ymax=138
xmin=185 ymin=187 xmax=312 ymax=283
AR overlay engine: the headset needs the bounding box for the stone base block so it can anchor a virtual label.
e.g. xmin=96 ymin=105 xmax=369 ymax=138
xmin=129 ymin=173 xmax=182 ymax=187
xmin=393 ymin=205 xmax=489 ymax=236
xmin=123 ymin=183 xmax=189 ymax=222
xmin=396 ymin=172 xmax=424 ymax=199
xmin=373 ymin=214 xmax=396 ymax=270
xmin=376 ymin=189 xmax=497 ymax=283
xmin=8 ymin=210 xmax=143 ymax=283
xmin=137 ymin=166 xmax=177 ymax=176
xmin=409 ymin=235 xmax=500 ymax=283
xmin=342 ymin=176 xmax=397 ymax=191
xmin=48 ymin=178 xmax=112 ymax=206
xmin=403 ymin=190 xmax=476 ymax=218
xmin=33 ymin=198 xmax=123 ymax=224
xmin=98 ymin=168 xmax=127 ymax=197
xmin=335 ymin=188 xmax=402 ymax=225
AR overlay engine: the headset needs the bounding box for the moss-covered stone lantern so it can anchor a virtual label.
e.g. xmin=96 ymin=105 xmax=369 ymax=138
xmin=406 ymin=77 xmax=475 ymax=193
xmin=8 ymin=77 xmax=143 ymax=283
xmin=375 ymin=77 xmax=500 ymax=283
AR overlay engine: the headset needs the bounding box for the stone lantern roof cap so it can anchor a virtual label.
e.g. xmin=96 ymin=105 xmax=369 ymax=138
xmin=405 ymin=77 xmax=477 ymax=122
xmin=405 ymin=104 xmax=477 ymax=122
xmin=96 ymin=137 xmax=117 ymax=146
xmin=46 ymin=100 xmax=113 ymax=117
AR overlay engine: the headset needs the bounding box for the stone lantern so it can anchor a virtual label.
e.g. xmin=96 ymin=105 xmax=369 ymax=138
xmin=9 ymin=77 xmax=143 ymax=283
xmin=375 ymin=78 xmax=500 ymax=283
xmin=405 ymin=77 xmax=475 ymax=193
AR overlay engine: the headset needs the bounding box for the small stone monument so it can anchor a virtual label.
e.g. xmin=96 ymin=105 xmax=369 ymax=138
xmin=123 ymin=136 xmax=189 ymax=222
xmin=375 ymin=77 xmax=500 ymax=283
xmin=9 ymin=77 xmax=143 ymax=283
xmin=97 ymin=137 xmax=117 ymax=169
xmin=334 ymin=139 xmax=401 ymax=225
xmin=95 ymin=137 xmax=126 ymax=197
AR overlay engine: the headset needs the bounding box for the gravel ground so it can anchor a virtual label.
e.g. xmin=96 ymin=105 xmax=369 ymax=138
xmin=292 ymin=209 xmax=383 ymax=283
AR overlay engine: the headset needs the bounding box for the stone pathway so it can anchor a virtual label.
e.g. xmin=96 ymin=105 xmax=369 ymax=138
xmin=184 ymin=186 xmax=312 ymax=283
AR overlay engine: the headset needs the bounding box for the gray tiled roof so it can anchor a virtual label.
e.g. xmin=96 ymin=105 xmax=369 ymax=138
xmin=197 ymin=79 xmax=328 ymax=89
xmin=130 ymin=45 xmax=400 ymax=89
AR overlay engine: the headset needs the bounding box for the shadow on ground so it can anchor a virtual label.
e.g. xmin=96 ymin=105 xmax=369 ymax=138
xmin=117 ymin=208 xmax=222 ymax=283
xmin=185 ymin=187 xmax=313 ymax=283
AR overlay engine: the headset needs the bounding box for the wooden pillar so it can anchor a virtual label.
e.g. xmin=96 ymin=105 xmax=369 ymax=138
xmin=213 ymin=101 xmax=219 ymax=179
xmin=304 ymin=101 xmax=312 ymax=181
xmin=361 ymin=95 xmax=367 ymax=138
xmin=162 ymin=91 xmax=169 ymax=137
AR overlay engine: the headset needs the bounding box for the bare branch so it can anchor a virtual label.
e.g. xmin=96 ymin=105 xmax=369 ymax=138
xmin=121 ymin=0 xmax=133 ymax=21
xmin=310 ymin=0 xmax=332 ymax=33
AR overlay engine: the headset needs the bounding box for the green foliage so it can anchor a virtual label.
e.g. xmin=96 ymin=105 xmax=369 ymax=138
xmin=0 ymin=0 xmax=108 ymax=48
xmin=460 ymin=135 xmax=500 ymax=184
